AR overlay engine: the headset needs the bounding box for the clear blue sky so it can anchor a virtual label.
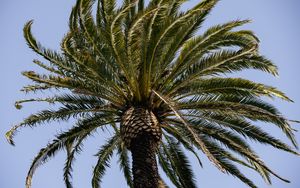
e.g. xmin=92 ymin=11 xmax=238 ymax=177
xmin=1 ymin=0 xmax=300 ymax=188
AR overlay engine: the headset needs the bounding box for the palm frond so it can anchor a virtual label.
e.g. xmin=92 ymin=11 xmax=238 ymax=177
xmin=162 ymin=126 xmax=203 ymax=168
xmin=14 ymin=94 xmax=106 ymax=109
xmin=110 ymin=1 xmax=140 ymax=100
xmin=173 ymin=77 xmax=292 ymax=102
xmin=25 ymin=138 xmax=65 ymax=188
xmin=92 ymin=135 xmax=120 ymax=188
xmin=152 ymin=90 xmax=225 ymax=172
xmin=63 ymin=132 xmax=88 ymax=188
xmin=117 ymin=143 xmax=133 ymax=188
xmin=158 ymin=147 xmax=182 ymax=187
xmin=189 ymin=119 xmax=290 ymax=183
xmin=100 ymin=0 xmax=116 ymax=26
xmin=127 ymin=6 xmax=159 ymax=99
xmin=6 ymin=106 xmax=115 ymax=145
xmin=177 ymin=95 xmax=298 ymax=147
xmin=188 ymin=113 xmax=299 ymax=155
xmin=153 ymin=0 xmax=218 ymax=85
xmin=162 ymin=135 xmax=197 ymax=188
xmin=201 ymin=137 xmax=259 ymax=188
xmin=25 ymin=114 xmax=112 ymax=188
xmin=148 ymin=0 xmax=219 ymax=93
xmin=24 ymin=21 xmax=80 ymax=76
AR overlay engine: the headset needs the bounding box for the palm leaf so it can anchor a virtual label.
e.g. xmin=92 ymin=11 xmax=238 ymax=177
xmin=158 ymin=147 xmax=182 ymax=187
xmin=63 ymin=133 xmax=88 ymax=188
xmin=117 ymin=143 xmax=133 ymax=188
xmin=162 ymin=135 xmax=197 ymax=188
xmin=25 ymin=114 xmax=112 ymax=188
xmin=92 ymin=135 xmax=120 ymax=188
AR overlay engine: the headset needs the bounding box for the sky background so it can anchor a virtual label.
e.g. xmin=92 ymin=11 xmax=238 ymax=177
xmin=1 ymin=0 xmax=300 ymax=188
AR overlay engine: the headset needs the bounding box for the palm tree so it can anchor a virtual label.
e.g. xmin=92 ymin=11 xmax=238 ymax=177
xmin=6 ymin=0 xmax=299 ymax=187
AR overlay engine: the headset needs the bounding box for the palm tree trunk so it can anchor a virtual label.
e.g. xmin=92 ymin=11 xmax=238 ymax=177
xmin=131 ymin=134 xmax=159 ymax=188
xmin=121 ymin=107 xmax=162 ymax=188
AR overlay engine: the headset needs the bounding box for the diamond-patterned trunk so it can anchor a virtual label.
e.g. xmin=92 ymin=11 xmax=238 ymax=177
xmin=121 ymin=107 xmax=161 ymax=149
xmin=121 ymin=107 xmax=162 ymax=188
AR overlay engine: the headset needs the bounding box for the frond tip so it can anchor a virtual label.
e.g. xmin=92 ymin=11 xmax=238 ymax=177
xmin=15 ymin=102 xmax=23 ymax=109
xmin=5 ymin=125 xmax=19 ymax=146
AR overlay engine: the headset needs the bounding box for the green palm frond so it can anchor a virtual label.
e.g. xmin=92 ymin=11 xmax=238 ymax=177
xmin=117 ymin=143 xmax=133 ymax=188
xmin=189 ymin=113 xmax=298 ymax=155
xmin=200 ymin=137 xmax=259 ymax=188
xmin=92 ymin=135 xmax=120 ymax=188
xmin=162 ymin=126 xmax=203 ymax=168
xmin=188 ymin=119 xmax=290 ymax=183
xmin=14 ymin=94 xmax=106 ymax=109
xmin=99 ymin=0 xmax=116 ymax=26
xmin=158 ymin=147 xmax=182 ymax=187
xmin=148 ymin=0 xmax=219 ymax=92
xmin=64 ymin=132 xmax=88 ymax=188
xmin=153 ymin=90 xmax=226 ymax=172
xmin=173 ymin=77 xmax=292 ymax=101
xmin=6 ymin=102 xmax=116 ymax=145
xmin=166 ymin=120 xmax=262 ymax=188
xmin=162 ymin=135 xmax=197 ymax=188
xmin=25 ymin=138 xmax=65 ymax=188
xmin=177 ymin=95 xmax=297 ymax=147
xmin=25 ymin=114 xmax=112 ymax=188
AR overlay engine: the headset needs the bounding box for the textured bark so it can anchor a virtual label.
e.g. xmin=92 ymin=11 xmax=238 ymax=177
xmin=121 ymin=107 xmax=162 ymax=188
xmin=121 ymin=107 xmax=161 ymax=149
xmin=131 ymin=134 xmax=159 ymax=188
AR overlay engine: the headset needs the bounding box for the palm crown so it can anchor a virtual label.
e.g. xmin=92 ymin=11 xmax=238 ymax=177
xmin=6 ymin=0 xmax=299 ymax=188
